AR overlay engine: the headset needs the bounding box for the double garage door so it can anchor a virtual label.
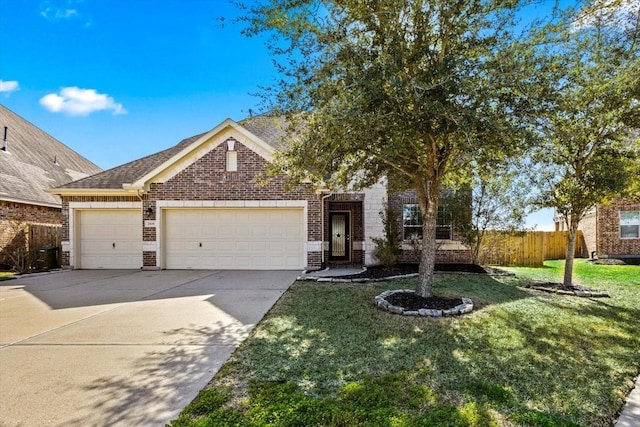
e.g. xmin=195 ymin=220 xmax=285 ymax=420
xmin=164 ymin=208 xmax=304 ymax=270
xmin=77 ymin=208 xmax=305 ymax=270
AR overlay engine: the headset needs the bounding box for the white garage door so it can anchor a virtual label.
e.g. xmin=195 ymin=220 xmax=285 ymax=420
xmin=77 ymin=210 xmax=142 ymax=269
xmin=164 ymin=208 xmax=304 ymax=270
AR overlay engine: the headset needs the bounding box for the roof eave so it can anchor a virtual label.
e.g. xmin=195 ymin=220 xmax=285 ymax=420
xmin=47 ymin=188 xmax=138 ymax=197
xmin=0 ymin=195 xmax=62 ymax=209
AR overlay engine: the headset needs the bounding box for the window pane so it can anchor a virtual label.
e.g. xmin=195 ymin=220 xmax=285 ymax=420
xmin=436 ymin=225 xmax=451 ymax=240
xmin=620 ymin=211 xmax=640 ymax=226
xmin=620 ymin=225 xmax=639 ymax=239
xmin=404 ymin=226 xmax=422 ymax=240
xmin=403 ymin=204 xmax=422 ymax=227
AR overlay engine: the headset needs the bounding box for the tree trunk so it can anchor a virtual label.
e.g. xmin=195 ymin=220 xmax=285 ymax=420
xmin=563 ymin=220 xmax=578 ymax=287
xmin=415 ymin=179 xmax=439 ymax=298
xmin=417 ymin=210 xmax=437 ymax=297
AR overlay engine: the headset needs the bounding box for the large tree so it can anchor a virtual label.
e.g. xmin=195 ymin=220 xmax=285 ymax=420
xmin=526 ymin=0 xmax=640 ymax=286
xmin=241 ymin=0 xmax=530 ymax=297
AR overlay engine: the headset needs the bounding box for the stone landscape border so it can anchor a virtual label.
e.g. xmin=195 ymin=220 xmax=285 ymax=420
xmin=524 ymin=282 xmax=610 ymax=298
xmin=374 ymin=289 xmax=474 ymax=317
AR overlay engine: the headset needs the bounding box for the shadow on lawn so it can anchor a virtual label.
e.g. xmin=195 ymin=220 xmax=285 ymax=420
xmin=216 ymin=274 xmax=636 ymax=426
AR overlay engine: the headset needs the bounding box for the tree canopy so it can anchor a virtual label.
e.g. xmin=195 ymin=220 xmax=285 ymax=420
xmin=241 ymin=0 xmax=531 ymax=297
xmin=524 ymin=0 xmax=640 ymax=285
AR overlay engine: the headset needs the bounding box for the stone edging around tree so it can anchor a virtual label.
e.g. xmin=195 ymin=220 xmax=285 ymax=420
xmin=524 ymin=282 xmax=610 ymax=298
xmin=374 ymin=289 xmax=474 ymax=317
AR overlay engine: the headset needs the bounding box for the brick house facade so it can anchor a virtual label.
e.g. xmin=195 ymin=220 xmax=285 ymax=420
xmin=0 ymin=201 xmax=61 ymax=266
xmin=52 ymin=117 xmax=471 ymax=270
xmin=0 ymin=105 xmax=101 ymax=268
xmin=558 ymin=199 xmax=640 ymax=260
xmin=560 ymin=199 xmax=640 ymax=259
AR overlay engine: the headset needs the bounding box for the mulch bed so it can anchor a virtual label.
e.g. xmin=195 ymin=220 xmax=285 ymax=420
xmin=524 ymin=280 xmax=610 ymax=297
xmin=592 ymin=258 xmax=640 ymax=265
xmin=385 ymin=292 xmax=463 ymax=311
xmin=341 ymin=263 xmax=500 ymax=279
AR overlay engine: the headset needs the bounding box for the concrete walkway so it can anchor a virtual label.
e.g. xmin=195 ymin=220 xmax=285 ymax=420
xmin=616 ymin=375 xmax=640 ymax=427
xmin=0 ymin=269 xmax=298 ymax=427
xmin=301 ymin=267 xmax=365 ymax=278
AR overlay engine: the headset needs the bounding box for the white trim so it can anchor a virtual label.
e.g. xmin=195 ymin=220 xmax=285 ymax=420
xmin=48 ymin=188 xmax=135 ymax=197
xmin=67 ymin=202 xmax=142 ymax=268
xmin=143 ymin=242 xmax=157 ymax=252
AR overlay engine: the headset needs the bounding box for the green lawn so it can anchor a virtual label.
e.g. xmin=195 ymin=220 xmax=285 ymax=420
xmin=172 ymin=259 xmax=640 ymax=427
xmin=0 ymin=272 xmax=15 ymax=281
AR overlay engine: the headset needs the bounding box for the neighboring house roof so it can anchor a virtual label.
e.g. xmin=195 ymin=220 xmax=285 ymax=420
xmin=54 ymin=115 xmax=287 ymax=192
xmin=0 ymin=104 xmax=102 ymax=207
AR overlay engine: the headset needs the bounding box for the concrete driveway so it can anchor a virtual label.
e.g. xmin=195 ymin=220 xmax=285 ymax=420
xmin=0 ymin=269 xmax=298 ymax=427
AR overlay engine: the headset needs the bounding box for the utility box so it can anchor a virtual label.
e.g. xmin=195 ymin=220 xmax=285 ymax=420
xmin=37 ymin=245 xmax=59 ymax=270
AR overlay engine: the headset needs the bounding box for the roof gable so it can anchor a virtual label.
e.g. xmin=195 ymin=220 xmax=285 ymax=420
xmin=0 ymin=104 xmax=102 ymax=207
xmin=127 ymin=119 xmax=275 ymax=190
xmin=53 ymin=117 xmax=280 ymax=193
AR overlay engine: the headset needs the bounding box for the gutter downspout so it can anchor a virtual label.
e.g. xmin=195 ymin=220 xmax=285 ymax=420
xmin=320 ymin=191 xmax=333 ymax=265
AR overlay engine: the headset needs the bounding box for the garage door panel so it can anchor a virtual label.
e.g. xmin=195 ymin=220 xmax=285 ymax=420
xmin=164 ymin=208 xmax=304 ymax=270
xmin=78 ymin=210 xmax=142 ymax=269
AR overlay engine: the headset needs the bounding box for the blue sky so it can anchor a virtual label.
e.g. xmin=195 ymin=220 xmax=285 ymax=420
xmin=0 ymin=0 xmax=556 ymax=230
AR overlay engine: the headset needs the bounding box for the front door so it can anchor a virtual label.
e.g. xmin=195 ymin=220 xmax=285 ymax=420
xmin=329 ymin=212 xmax=350 ymax=261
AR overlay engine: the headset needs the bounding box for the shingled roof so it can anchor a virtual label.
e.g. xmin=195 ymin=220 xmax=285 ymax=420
xmin=56 ymin=115 xmax=289 ymax=190
xmin=56 ymin=132 xmax=205 ymax=189
xmin=0 ymin=104 xmax=102 ymax=207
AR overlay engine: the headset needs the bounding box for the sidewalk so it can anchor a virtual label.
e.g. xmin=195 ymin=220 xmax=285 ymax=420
xmin=616 ymin=375 xmax=640 ymax=427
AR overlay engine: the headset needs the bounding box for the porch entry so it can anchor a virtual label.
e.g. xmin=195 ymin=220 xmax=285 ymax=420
xmin=329 ymin=212 xmax=350 ymax=261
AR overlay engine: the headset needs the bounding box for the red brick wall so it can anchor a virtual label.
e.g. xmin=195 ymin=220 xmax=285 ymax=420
xmin=60 ymin=142 xmax=322 ymax=269
xmin=149 ymin=142 xmax=321 ymax=268
xmin=388 ymin=191 xmax=472 ymax=263
xmin=1 ymin=200 xmax=61 ymax=266
xmin=578 ymin=210 xmax=597 ymax=257
xmin=597 ymin=200 xmax=640 ymax=258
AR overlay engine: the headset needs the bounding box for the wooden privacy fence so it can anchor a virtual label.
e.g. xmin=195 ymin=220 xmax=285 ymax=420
xmin=478 ymin=230 xmax=584 ymax=267
xmin=1 ymin=222 xmax=61 ymax=271
xmin=29 ymin=224 xmax=62 ymax=250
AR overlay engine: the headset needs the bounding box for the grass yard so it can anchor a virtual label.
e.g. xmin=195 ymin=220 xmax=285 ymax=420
xmin=0 ymin=272 xmax=15 ymax=281
xmin=172 ymin=259 xmax=640 ymax=427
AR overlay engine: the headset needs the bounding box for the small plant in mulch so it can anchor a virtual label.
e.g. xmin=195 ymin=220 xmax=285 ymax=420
xmin=523 ymin=280 xmax=610 ymax=297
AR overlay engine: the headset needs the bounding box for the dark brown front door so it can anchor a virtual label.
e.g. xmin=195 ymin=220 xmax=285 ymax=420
xmin=329 ymin=212 xmax=350 ymax=261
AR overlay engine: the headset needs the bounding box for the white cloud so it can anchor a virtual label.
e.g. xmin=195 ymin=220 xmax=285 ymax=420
xmin=41 ymin=6 xmax=78 ymax=20
xmin=0 ymin=80 xmax=19 ymax=93
xmin=573 ymin=0 xmax=640 ymax=31
xmin=40 ymin=87 xmax=127 ymax=116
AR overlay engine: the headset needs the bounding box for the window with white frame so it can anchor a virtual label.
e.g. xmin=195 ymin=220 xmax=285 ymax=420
xmin=620 ymin=211 xmax=640 ymax=239
xmin=402 ymin=204 xmax=453 ymax=240
xmin=403 ymin=204 xmax=422 ymax=240
xmin=436 ymin=207 xmax=452 ymax=240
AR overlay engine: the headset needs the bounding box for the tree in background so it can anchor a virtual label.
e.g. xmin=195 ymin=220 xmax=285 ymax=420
xmin=446 ymin=161 xmax=530 ymax=265
xmin=240 ymin=0 xmax=530 ymax=297
xmin=526 ymin=0 xmax=640 ymax=286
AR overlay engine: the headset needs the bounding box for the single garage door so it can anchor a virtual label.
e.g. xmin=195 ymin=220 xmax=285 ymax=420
xmin=77 ymin=210 xmax=142 ymax=269
xmin=164 ymin=208 xmax=304 ymax=270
